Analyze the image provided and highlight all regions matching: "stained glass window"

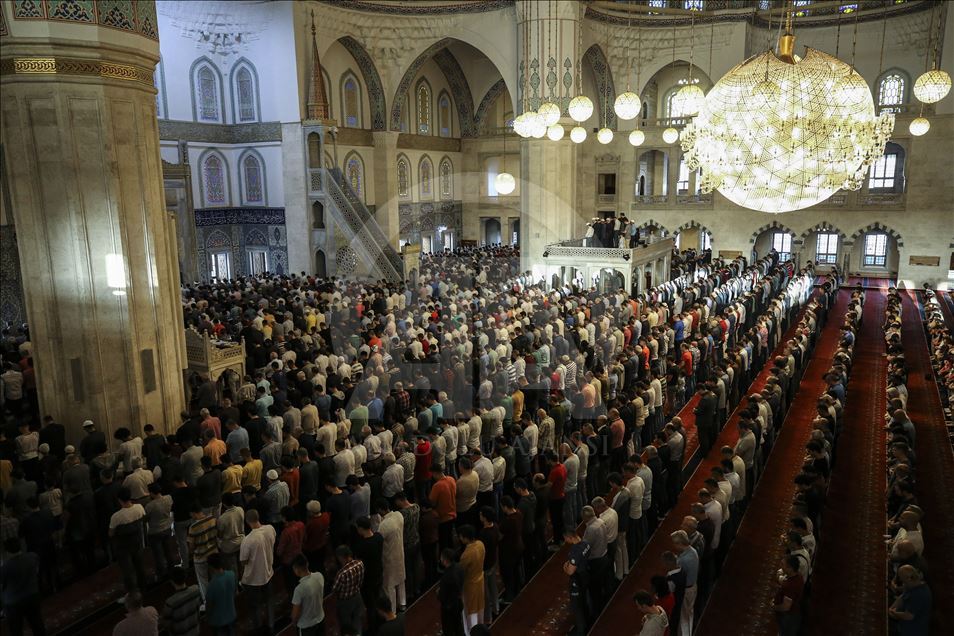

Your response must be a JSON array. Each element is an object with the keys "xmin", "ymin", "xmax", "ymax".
[
  {"xmin": 347, "ymin": 155, "xmax": 363, "ymax": 200},
  {"xmin": 417, "ymin": 81, "xmax": 431, "ymax": 135},
  {"xmin": 236, "ymin": 67, "xmax": 255, "ymax": 122},
  {"xmin": 420, "ymin": 157, "xmax": 433, "ymax": 198},
  {"xmin": 397, "ymin": 157, "xmax": 410, "ymax": 198},
  {"xmin": 343, "ymin": 75, "xmax": 360, "ymax": 127},
  {"xmin": 203, "ymin": 154, "xmax": 226, "ymax": 205},
  {"xmin": 198, "ymin": 66, "xmax": 219, "ymax": 121},
  {"xmin": 878, "ymin": 73, "xmax": 905, "ymax": 113},
  {"xmin": 440, "ymin": 159, "xmax": 452, "ymax": 199},
  {"xmin": 243, "ymin": 154, "xmax": 263, "ymax": 203},
  {"xmin": 439, "ymin": 94, "xmax": 451, "ymax": 137}
]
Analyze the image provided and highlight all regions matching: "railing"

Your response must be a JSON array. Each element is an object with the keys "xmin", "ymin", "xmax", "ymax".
[
  {"xmin": 632, "ymin": 195, "xmax": 670, "ymax": 206},
  {"xmin": 325, "ymin": 168, "xmax": 403, "ymax": 280},
  {"xmin": 598, "ymin": 193, "xmax": 617, "ymax": 204}
]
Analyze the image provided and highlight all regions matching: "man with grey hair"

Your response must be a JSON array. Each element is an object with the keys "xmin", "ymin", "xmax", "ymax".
[
  {"xmin": 671, "ymin": 529, "xmax": 699, "ymax": 636},
  {"xmin": 123, "ymin": 457, "xmax": 154, "ymax": 503}
]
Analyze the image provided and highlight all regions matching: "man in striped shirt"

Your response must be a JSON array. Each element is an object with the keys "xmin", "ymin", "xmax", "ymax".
[{"xmin": 187, "ymin": 505, "xmax": 218, "ymax": 605}]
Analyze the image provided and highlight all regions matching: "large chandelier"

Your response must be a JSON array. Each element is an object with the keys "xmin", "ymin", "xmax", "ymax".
[{"xmin": 681, "ymin": 28, "xmax": 894, "ymax": 213}]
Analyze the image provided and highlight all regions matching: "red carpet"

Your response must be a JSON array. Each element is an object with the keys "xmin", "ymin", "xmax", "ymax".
[
  {"xmin": 903, "ymin": 291, "xmax": 954, "ymax": 634},
  {"xmin": 694, "ymin": 289, "xmax": 851, "ymax": 635},
  {"xmin": 845, "ymin": 276, "xmax": 893, "ymax": 289},
  {"xmin": 804, "ymin": 290, "xmax": 888, "ymax": 635},
  {"xmin": 590, "ymin": 295, "xmax": 821, "ymax": 636}
]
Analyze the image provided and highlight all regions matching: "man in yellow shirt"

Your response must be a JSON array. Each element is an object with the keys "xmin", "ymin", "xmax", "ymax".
[
  {"xmin": 240, "ymin": 447, "xmax": 263, "ymax": 491},
  {"xmin": 220, "ymin": 455, "xmax": 243, "ymax": 495}
]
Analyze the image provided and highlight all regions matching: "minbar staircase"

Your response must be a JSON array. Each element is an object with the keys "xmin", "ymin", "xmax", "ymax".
[{"xmin": 324, "ymin": 167, "xmax": 403, "ymax": 282}]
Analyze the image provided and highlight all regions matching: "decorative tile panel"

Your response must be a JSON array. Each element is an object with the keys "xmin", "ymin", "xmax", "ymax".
[
  {"xmin": 48, "ymin": 0, "xmax": 95, "ymax": 23},
  {"xmin": 98, "ymin": 0, "xmax": 135, "ymax": 31},
  {"xmin": 13, "ymin": 0, "xmax": 46, "ymax": 19}
]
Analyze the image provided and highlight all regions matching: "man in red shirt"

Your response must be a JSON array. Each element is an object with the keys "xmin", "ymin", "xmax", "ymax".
[
  {"xmin": 681, "ymin": 343, "xmax": 695, "ymax": 395},
  {"xmin": 609, "ymin": 409, "xmax": 626, "ymax": 472},
  {"xmin": 414, "ymin": 435, "xmax": 433, "ymax": 503},
  {"xmin": 428, "ymin": 464, "xmax": 457, "ymax": 551},
  {"xmin": 547, "ymin": 451, "xmax": 568, "ymax": 545}
]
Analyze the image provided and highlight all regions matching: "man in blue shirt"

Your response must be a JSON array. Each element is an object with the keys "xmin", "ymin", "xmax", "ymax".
[
  {"xmin": 889, "ymin": 565, "xmax": 932, "ymax": 636},
  {"xmin": 672, "ymin": 530, "xmax": 699, "ymax": 636},
  {"xmin": 204, "ymin": 553, "xmax": 237, "ymax": 633}
]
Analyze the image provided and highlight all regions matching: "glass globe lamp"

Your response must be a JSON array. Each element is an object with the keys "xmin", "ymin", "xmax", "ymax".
[
  {"xmin": 676, "ymin": 84, "xmax": 706, "ymax": 116},
  {"xmin": 614, "ymin": 91, "xmax": 641, "ymax": 120},
  {"xmin": 568, "ymin": 95, "xmax": 594, "ymax": 122},
  {"xmin": 495, "ymin": 172, "xmax": 516, "ymax": 195},
  {"xmin": 909, "ymin": 117, "xmax": 930, "ymax": 136},
  {"xmin": 538, "ymin": 102, "xmax": 562, "ymax": 127},
  {"xmin": 662, "ymin": 127, "xmax": 679, "ymax": 144},
  {"xmin": 914, "ymin": 69, "xmax": 952, "ymax": 104},
  {"xmin": 629, "ymin": 129, "xmax": 645, "ymax": 146},
  {"xmin": 547, "ymin": 124, "xmax": 565, "ymax": 141},
  {"xmin": 530, "ymin": 117, "xmax": 547, "ymax": 138},
  {"xmin": 513, "ymin": 113, "xmax": 529, "ymax": 138},
  {"xmin": 597, "ymin": 128, "xmax": 614, "ymax": 144},
  {"xmin": 569, "ymin": 126, "xmax": 587, "ymax": 143}
]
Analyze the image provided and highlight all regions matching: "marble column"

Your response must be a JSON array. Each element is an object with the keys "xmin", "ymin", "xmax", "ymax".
[
  {"xmin": 1, "ymin": 7, "xmax": 185, "ymax": 441},
  {"xmin": 372, "ymin": 130, "xmax": 400, "ymax": 246},
  {"xmin": 520, "ymin": 137, "xmax": 578, "ymax": 276}
]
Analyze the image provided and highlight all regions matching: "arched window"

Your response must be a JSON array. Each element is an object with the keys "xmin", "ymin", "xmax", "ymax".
[
  {"xmin": 341, "ymin": 73, "xmax": 361, "ymax": 128},
  {"xmin": 345, "ymin": 152, "xmax": 364, "ymax": 200},
  {"xmin": 438, "ymin": 92, "xmax": 452, "ymax": 137},
  {"xmin": 417, "ymin": 79, "xmax": 432, "ymax": 135},
  {"xmin": 201, "ymin": 151, "xmax": 228, "ymax": 206},
  {"xmin": 816, "ymin": 232, "xmax": 839, "ymax": 264},
  {"xmin": 397, "ymin": 155, "xmax": 410, "ymax": 198},
  {"xmin": 193, "ymin": 61, "xmax": 223, "ymax": 123},
  {"xmin": 877, "ymin": 72, "xmax": 905, "ymax": 113},
  {"xmin": 440, "ymin": 158, "xmax": 453, "ymax": 199},
  {"xmin": 240, "ymin": 151, "xmax": 265, "ymax": 204},
  {"xmin": 863, "ymin": 233, "xmax": 888, "ymax": 267},
  {"xmin": 677, "ymin": 158, "xmax": 690, "ymax": 194},
  {"xmin": 231, "ymin": 60, "xmax": 259, "ymax": 122},
  {"xmin": 665, "ymin": 87, "xmax": 690, "ymax": 124},
  {"xmin": 772, "ymin": 231, "xmax": 793, "ymax": 261},
  {"xmin": 419, "ymin": 156, "xmax": 433, "ymax": 199}
]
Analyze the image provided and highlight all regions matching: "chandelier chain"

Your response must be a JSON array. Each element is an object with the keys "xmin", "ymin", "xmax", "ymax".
[
  {"xmin": 878, "ymin": 0, "xmax": 888, "ymax": 77},
  {"xmin": 931, "ymin": 1, "xmax": 944, "ymax": 71}
]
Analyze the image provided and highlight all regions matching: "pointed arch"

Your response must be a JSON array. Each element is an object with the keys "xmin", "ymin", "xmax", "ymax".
[
  {"xmin": 437, "ymin": 90, "xmax": 453, "ymax": 137},
  {"xmin": 190, "ymin": 56, "xmax": 226, "ymax": 123},
  {"xmin": 850, "ymin": 222, "xmax": 904, "ymax": 248},
  {"xmin": 750, "ymin": 220, "xmax": 796, "ymax": 244},
  {"xmin": 340, "ymin": 71, "xmax": 363, "ymax": 128},
  {"xmin": 396, "ymin": 153, "xmax": 411, "ymax": 199},
  {"xmin": 337, "ymin": 36, "xmax": 387, "ymax": 130},
  {"xmin": 205, "ymin": 229, "xmax": 232, "ymax": 250},
  {"xmin": 475, "ymin": 78, "xmax": 507, "ymax": 133},
  {"xmin": 636, "ymin": 219, "xmax": 670, "ymax": 235},
  {"xmin": 582, "ymin": 44, "xmax": 616, "ymax": 129},
  {"xmin": 197, "ymin": 148, "xmax": 230, "ymax": 207},
  {"xmin": 343, "ymin": 150, "xmax": 365, "ymax": 201},
  {"xmin": 799, "ymin": 222, "xmax": 847, "ymax": 244},
  {"xmin": 390, "ymin": 38, "xmax": 477, "ymax": 136},
  {"xmin": 418, "ymin": 154, "xmax": 434, "ymax": 200},
  {"xmin": 415, "ymin": 77, "xmax": 433, "ymax": 135},
  {"xmin": 674, "ymin": 220, "xmax": 713, "ymax": 236},
  {"xmin": 229, "ymin": 57, "xmax": 261, "ymax": 123},
  {"xmin": 246, "ymin": 228, "xmax": 268, "ymax": 246},
  {"xmin": 439, "ymin": 155, "xmax": 453, "ymax": 200},
  {"xmin": 238, "ymin": 148, "xmax": 267, "ymax": 205}
]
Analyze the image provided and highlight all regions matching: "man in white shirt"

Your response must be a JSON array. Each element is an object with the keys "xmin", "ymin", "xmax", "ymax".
[
  {"xmin": 122, "ymin": 457, "xmax": 154, "ymax": 502},
  {"xmin": 240, "ymin": 509, "xmax": 277, "ymax": 634},
  {"xmin": 333, "ymin": 440, "xmax": 355, "ymax": 487},
  {"xmin": 624, "ymin": 462, "xmax": 646, "ymax": 565}
]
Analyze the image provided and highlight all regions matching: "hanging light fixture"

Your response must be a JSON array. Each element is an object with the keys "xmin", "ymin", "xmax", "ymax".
[
  {"xmin": 629, "ymin": 129, "xmax": 646, "ymax": 146},
  {"xmin": 909, "ymin": 116, "xmax": 930, "ymax": 136},
  {"xmin": 496, "ymin": 118, "xmax": 516, "ymax": 195},
  {"xmin": 547, "ymin": 124, "xmax": 565, "ymax": 140},
  {"xmin": 614, "ymin": 16, "xmax": 640, "ymax": 121},
  {"xmin": 597, "ymin": 128, "xmax": 614, "ymax": 144},
  {"xmin": 914, "ymin": 5, "xmax": 951, "ymax": 104},
  {"xmin": 538, "ymin": 102, "xmax": 561, "ymax": 127},
  {"xmin": 570, "ymin": 125, "xmax": 587, "ymax": 143},
  {"xmin": 680, "ymin": 3, "xmax": 894, "ymax": 213},
  {"xmin": 662, "ymin": 127, "xmax": 679, "ymax": 144},
  {"xmin": 676, "ymin": 13, "xmax": 705, "ymax": 116},
  {"xmin": 569, "ymin": 3, "xmax": 593, "ymax": 123}
]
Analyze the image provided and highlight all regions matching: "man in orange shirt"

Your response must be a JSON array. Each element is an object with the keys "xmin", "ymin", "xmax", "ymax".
[
  {"xmin": 428, "ymin": 463, "xmax": 457, "ymax": 552},
  {"xmin": 203, "ymin": 429, "xmax": 227, "ymax": 466}
]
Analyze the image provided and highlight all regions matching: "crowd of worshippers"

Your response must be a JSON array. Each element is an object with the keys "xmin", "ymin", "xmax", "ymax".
[
  {"xmin": 883, "ymin": 289, "xmax": 935, "ymax": 635},
  {"xmin": 0, "ymin": 244, "xmax": 813, "ymax": 636},
  {"xmin": 922, "ymin": 289, "xmax": 954, "ymax": 434},
  {"xmin": 582, "ymin": 216, "xmax": 656, "ymax": 249},
  {"xmin": 563, "ymin": 270, "xmax": 827, "ymax": 636}
]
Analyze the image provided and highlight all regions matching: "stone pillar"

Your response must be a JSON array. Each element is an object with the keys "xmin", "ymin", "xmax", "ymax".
[
  {"xmin": 1, "ymin": 4, "xmax": 185, "ymax": 441},
  {"xmin": 521, "ymin": 138, "xmax": 578, "ymax": 276},
  {"xmin": 372, "ymin": 130, "xmax": 400, "ymax": 246},
  {"xmin": 667, "ymin": 151, "xmax": 679, "ymax": 203},
  {"xmin": 460, "ymin": 138, "xmax": 481, "ymax": 242}
]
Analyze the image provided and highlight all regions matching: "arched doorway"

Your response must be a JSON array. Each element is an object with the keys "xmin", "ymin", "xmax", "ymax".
[
  {"xmin": 312, "ymin": 201, "xmax": 325, "ymax": 229},
  {"xmin": 315, "ymin": 250, "xmax": 327, "ymax": 278},
  {"xmin": 511, "ymin": 219, "xmax": 520, "ymax": 246},
  {"xmin": 598, "ymin": 268, "xmax": 624, "ymax": 294}
]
